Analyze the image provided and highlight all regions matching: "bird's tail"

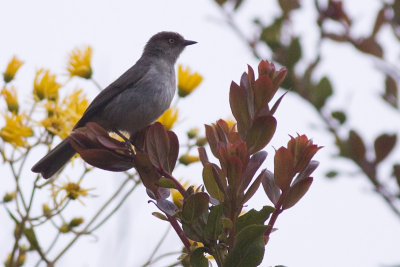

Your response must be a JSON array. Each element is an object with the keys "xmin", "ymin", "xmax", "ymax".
[{"xmin": 31, "ymin": 137, "xmax": 76, "ymax": 179}]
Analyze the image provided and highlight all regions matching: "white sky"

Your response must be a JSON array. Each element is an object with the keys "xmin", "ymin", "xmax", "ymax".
[{"xmin": 1, "ymin": 0, "xmax": 400, "ymax": 266}]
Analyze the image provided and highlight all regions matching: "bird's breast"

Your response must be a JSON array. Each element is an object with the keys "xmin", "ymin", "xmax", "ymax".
[{"xmin": 98, "ymin": 64, "xmax": 176, "ymax": 135}]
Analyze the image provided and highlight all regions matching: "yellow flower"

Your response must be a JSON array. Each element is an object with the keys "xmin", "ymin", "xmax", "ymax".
[
  {"xmin": 41, "ymin": 89, "xmax": 89, "ymax": 139},
  {"xmin": 157, "ymin": 107, "xmax": 178, "ymax": 130},
  {"xmin": 3, "ymin": 55, "xmax": 24, "ymax": 83},
  {"xmin": 177, "ymin": 65, "xmax": 203, "ymax": 97},
  {"xmin": 53, "ymin": 179, "xmax": 94, "ymax": 205},
  {"xmin": 1, "ymin": 86, "xmax": 19, "ymax": 113},
  {"xmin": 67, "ymin": 46, "xmax": 93, "ymax": 79},
  {"xmin": 225, "ymin": 117, "xmax": 237, "ymax": 129},
  {"xmin": 171, "ymin": 181, "xmax": 189, "ymax": 209},
  {"xmin": 0, "ymin": 113, "xmax": 33, "ymax": 147},
  {"xmin": 33, "ymin": 69, "xmax": 61, "ymax": 101}
]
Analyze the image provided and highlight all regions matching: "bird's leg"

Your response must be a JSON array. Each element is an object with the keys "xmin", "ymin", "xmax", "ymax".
[{"xmin": 113, "ymin": 129, "xmax": 134, "ymax": 155}]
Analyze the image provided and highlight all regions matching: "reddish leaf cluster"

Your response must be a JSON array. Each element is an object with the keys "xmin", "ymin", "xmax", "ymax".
[
  {"xmin": 201, "ymin": 120, "xmax": 268, "ymax": 213},
  {"xmin": 229, "ymin": 60, "xmax": 286, "ymax": 153},
  {"xmin": 262, "ymin": 134, "xmax": 322, "ymax": 210},
  {"xmin": 69, "ymin": 122, "xmax": 134, "ymax": 171},
  {"xmin": 70, "ymin": 122, "xmax": 180, "ymax": 201}
]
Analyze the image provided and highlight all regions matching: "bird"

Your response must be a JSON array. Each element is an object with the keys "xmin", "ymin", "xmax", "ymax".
[{"xmin": 32, "ymin": 31, "xmax": 196, "ymax": 178}]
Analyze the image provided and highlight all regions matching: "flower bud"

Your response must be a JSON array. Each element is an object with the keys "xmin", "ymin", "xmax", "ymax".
[
  {"xmin": 3, "ymin": 192, "xmax": 16, "ymax": 203},
  {"xmin": 179, "ymin": 154, "xmax": 200, "ymax": 166},
  {"xmin": 69, "ymin": 217, "xmax": 84, "ymax": 227},
  {"xmin": 3, "ymin": 56, "xmax": 24, "ymax": 83}
]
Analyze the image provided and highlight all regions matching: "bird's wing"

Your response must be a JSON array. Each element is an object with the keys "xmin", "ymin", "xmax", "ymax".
[{"xmin": 74, "ymin": 59, "xmax": 149, "ymax": 129}]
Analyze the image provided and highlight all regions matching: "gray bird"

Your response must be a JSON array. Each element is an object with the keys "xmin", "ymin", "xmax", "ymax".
[{"xmin": 32, "ymin": 31, "xmax": 196, "ymax": 178}]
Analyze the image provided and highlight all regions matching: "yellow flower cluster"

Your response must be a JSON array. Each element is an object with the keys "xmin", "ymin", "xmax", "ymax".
[
  {"xmin": 41, "ymin": 89, "xmax": 89, "ymax": 139},
  {"xmin": 178, "ymin": 64, "xmax": 203, "ymax": 97},
  {"xmin": 3, "ymin": 55, "xmax": 24, "ymax": 83},
  {"xmin": 33, "ymin": 69, "xmax": 61, "ymax": 101},
  {"xmin": 157, "ymin": 107, "xmax": 178, "ymax": 130},
  {"xmin": 67, "ymin": 46, "xmax": 93, "ymax": 79},
  {"xmin": 0, "ymin": 113, "xmax": 33, "ymax": 147}
]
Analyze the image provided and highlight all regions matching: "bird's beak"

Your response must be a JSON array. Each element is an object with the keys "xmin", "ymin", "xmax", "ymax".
[{"xmin": 183, "ymin": 40, "xmax": 197, "ymax": 46}]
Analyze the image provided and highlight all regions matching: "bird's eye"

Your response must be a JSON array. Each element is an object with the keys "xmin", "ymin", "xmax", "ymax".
[{"xmin": 168, "ymin": 38, "xmax": 175, "ymax": 44}]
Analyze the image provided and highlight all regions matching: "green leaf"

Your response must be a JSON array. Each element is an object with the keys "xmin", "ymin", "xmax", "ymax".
[
  {"xmin": 190, "ymin": 247, "xmax": 209, "ymax": 267},
  {"xmin": 260, "ymin": 18, "xmax": 283, "ymax": 49},
  {"xmin": 152, "ymin": 212, "xmax": 168, "ymax": 221},
  {"xmin": 224, "ymin": 225, "xmax": 268, "ymax": 267},
  {"xmin": 157, "ymin": 177, "xmax": 176, "ymax": 188},
  {"xmin": 182, "ymin": 192, "xmax": 209, "ymax": 223},
  {"xmin": 278, "ymin": 0, "xmax": 300, "ymax": 15},
  {"xmin": 331, "ymin": 110, "xmax": 346, "ymax": 124},
  {"xmin": 286, "ymin": 37, "xmax": 302, "ymax": 67},
  {"xmin": 325, "ymin": 170, "xmax": 338, "ymax": 179},
  {"xmin": 236, "ymin": 206, "xmax": 274, "ymax": 233},
  {"xmin": 24, "ymin": 228, "xmax": 40, "ymax": 249},
  {"xmin": 374, "ymin": 134, "xmax": 397, "ymax": 164},
  {"xmin": 205, "ymin": 205, "xmax": 224, "ymax": 241},
  {"xmin": 311, "ymin": 76, "xmax": 333, "ymax": 109},
  {"xmin": 203, "ymin": 163, "xmax": 225, "ymax": 202}
]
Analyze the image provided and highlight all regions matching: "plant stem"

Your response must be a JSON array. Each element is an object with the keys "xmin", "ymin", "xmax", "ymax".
[
  {"xmin": 166, "ymin": 214, "xmax": 191, "ymax": 251},
  {"xmin": 52, "ymin": 177, "xmax": 139, "ymax": 263}
]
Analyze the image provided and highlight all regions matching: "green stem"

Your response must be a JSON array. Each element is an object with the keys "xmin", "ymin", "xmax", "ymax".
[
  {"xmin": 142, "ymin": 226, "xmax": 171, "ymax": 266},
  {"xmin": 52, "ymin": 177, "xmax": 138, "ymax": 263}
]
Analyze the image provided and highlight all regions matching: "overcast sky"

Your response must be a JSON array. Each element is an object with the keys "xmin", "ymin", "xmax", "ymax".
[{"xmin": 1, "ymin": 0, "xmax": 400, "ymax": 266}]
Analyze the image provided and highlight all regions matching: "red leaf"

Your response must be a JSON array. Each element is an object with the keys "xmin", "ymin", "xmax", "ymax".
[
  {"xmin": 245, "ymin": 116, "xmax": 277, "ymax": 154},
  {"xmin": 145, "ymin": 122, "xmax": 170, "ymax": 171},
  {"xmin": 229, "ymin": 81, "xmax": 251, "ymax": 139},
  {"xmin": 348, "ymin": 130, "xmax": 366, "ymax": 162},
  {"xmin": 226, "ymin": 155, "xmax": 243, "ymax": 190},
  {"xmin": 274, "ymin": 147, "xmax": 294, "ymax": 191},
  {"xmin": 73, "ymin": 147, "xmax": 133, "ymax": 172},
  {"xmin": 374, "ymin": 134, "xmax": 397, "ymax": 164},
  {"xmin": 205, "ymin": 124, "xmax": 219, "ymax": 158},
  {"xmin": 282, "ymin": 177, "xmax": 313, "ymax": 210},
  {"xmin": 167, "ymin": 131, "xmax": 179, "ymax": 172},
  {"xmin": 133, "ymin": 151, "xmax": 161, "ymax": 193},
  {"xmin": 253, "ymin": 75, "xmax": 274, "ymax": 114}
]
